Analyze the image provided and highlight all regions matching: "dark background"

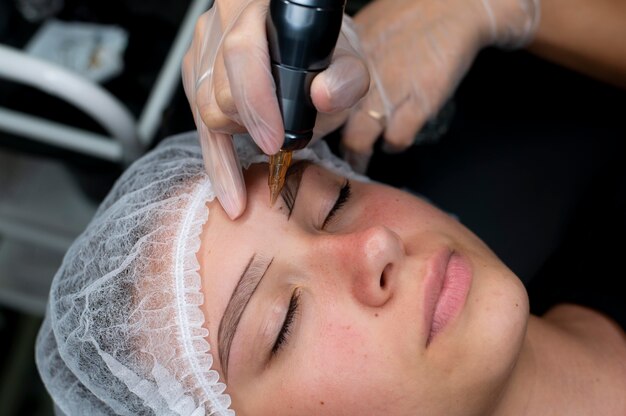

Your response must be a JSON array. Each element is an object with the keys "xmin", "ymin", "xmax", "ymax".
[{"xmin": 0, "ymin": 0, "xmax": 624, "ymax": 413}]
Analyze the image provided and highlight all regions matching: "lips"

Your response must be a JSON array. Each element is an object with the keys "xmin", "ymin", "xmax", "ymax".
[{"xmin": 422, "ymin": 249, "xmax": 472, "ymax": 346}]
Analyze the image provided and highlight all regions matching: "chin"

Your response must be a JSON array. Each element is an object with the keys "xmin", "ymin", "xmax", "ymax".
[
  {"xmin": 466, "ymin": 266, "xmax": 529, "ymax": 398},
  {"xmin": 464, "ymin": 272, "xmax": 530, "ymax": 415}
]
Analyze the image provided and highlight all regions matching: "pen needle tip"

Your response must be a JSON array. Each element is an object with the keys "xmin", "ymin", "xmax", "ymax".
[
  {"xmin": 268, "ymin": 149, "xmax": 292, "ymax": 207},
  {"xmin": 269, "ymin": 183, "xmax": 280, "ymax": 206}
]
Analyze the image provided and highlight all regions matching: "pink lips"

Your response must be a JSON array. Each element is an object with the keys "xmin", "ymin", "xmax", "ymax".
[{"xmin": 422, "ymin": 249, "xmax": 472, "ymax": 346}]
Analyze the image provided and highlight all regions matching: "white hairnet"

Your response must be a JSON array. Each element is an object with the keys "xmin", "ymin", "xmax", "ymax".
[{"xmin": 35, "ymin": 131, "xmax": 365, "ymax": 416}]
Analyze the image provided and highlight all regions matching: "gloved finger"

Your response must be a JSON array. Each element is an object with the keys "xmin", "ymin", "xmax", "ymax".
[
  {"xmin": 342, "ymin": 104, "xmax": 383, "ymax": 152},
  {"xmin": 381, "ymin": 97, "xmax": 429, "ymax": 153},
  {"xmin": 341, "ymin": 74, "xmax": 387, "ymax": 155},
  {"xmin": 212, "ymin": 48, "xmax": 244, "ymax": 127},
  {"xmin": 309, "ymin": 48, "xmax": 368, "ymax": 143},
  {"xmin": 182, "ymin": 10, "xmax": 216, "ymax": 116},
  {"xmin": 183, "ymin": 9, "xmax": 238, "ymax": 132},
  {"xmin": 311, "ymin": 16, "xmax": 370, "ymax": 114},
  {"xmin": 222, "ymin": 0, "xmax": 284, "ymax": 155},
  {"xmin": 195, "ymin": 51, "xmax": 239, "ymax": 133},
  {"xmin": 340, "ymin": 100, "xmax": 382, "ymax": 174},
  {"xmin": 311, "ymin": 108, "xmax": 351, "ymax": 144},
  {"xmin": 311, "ymin": 48, "xmax": 369, "ymax": 114},
  {"xmin": 182, "ymin": 5, "xmax": 248, "ymax": 219},
  {"xmin": 197, "ymin": 122, "xmax": 247, "ymax": 220},
  {"xmin": 196, "ymin": 50, "xmax": 247, "ymax": 134}
]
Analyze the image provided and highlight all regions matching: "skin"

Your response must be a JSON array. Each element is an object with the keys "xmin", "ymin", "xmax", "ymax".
[
  {"xmin": 198, "ymin": 162, "xmax": 530, "ymax": 415},
  {"xmin": 529, "ymin": 0, "xmax": 626, "ymax": 89}
]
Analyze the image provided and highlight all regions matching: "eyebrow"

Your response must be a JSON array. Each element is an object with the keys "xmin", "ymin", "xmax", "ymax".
[
  {"xmin": 218, "ymin": 254, "xmax": 273, "ymax": 379},
  {"xmin": 280, "ymin": 161, "xmax": 310, "ymax": 219}
]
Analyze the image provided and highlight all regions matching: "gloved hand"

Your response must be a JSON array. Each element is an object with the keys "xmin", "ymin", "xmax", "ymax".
[
  {"xmin": 341, "ymin": 0, "xmax": 540, "ymax": 173},
  {"xmin": 182, "ymin": 0, "xmax": 369, "ymax": 219}
]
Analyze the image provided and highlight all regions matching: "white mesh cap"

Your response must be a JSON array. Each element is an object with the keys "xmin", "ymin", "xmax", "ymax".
[{"xmin": 35, "ymin": 131, "xmax": 365, "ymax": 416}]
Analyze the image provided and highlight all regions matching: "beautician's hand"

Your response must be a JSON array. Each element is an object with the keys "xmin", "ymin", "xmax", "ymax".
[
  {"xmin": 182, "ymin": 0, "xmax": 369, "ymax": 219},
  {"xmin": 341, "ymin": 0, "xmax": 540, "ymax": 173}
]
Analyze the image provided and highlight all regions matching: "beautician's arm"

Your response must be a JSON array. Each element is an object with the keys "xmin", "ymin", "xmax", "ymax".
[
  {"xmin": 340, "ymin": 0, "xmax": 626, "ymax": 172},
  {"xmin": 341, "ymin": 0, "xmax": 541, "ymax": 166},
  {"xmin": 529, "ymin": 0, "xmax": 626, "ymax": 89}
]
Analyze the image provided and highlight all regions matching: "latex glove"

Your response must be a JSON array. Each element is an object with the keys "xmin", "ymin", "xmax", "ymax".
[
  {"xmin": 182, "ymin": 0, "xmax": 369, "ymax": 219},
  {"xmin": 341, "ymin": 0, "xmax": 540, "ymax": 173}
]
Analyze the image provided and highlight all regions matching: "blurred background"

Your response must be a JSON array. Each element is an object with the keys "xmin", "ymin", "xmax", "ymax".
[
  {"xmin": 0, "ymin": 0, "xmax": 624, "ymax": 414},
  {"xmin": 0, "ymin": 0, "xmax": 203, "ymax": 413}
]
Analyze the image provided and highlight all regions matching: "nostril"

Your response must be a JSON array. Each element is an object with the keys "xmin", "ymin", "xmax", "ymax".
[{"xmin": 380, "ymin": 264, "xmax": 392, "ymax": 288}]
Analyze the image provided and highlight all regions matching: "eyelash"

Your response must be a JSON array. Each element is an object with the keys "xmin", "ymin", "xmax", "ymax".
[
  {"xmin": 322, "ymin": 180, "xmax": 352, "ymax": 229},
  {"xmin": 271, "ymin": 290, "xmax": 301, "ymax": 356}
]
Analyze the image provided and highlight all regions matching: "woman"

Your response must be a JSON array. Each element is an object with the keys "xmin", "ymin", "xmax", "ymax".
[{"xmin": 36, "ymin": 131, "xmax": 626, "ymax": 415}]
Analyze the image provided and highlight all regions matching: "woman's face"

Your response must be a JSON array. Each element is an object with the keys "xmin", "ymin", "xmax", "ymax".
[{"xmin": 199, "ymin": 162, "xmax": 529, "ymax": 416}]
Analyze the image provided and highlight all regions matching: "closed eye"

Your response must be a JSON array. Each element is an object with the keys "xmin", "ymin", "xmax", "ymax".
[
  {"xmin": 322, "ymin": 180, "xmax": 351, "ymax": 229},
  {"xmin": 271, "ymin": 290, "xmax": 300, "ymax": 356}
]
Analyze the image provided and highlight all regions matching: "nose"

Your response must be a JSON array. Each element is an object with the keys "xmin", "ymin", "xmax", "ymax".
[{"xmin": 319, "ymin": 225, "xmax": 405, "ymax": 307}]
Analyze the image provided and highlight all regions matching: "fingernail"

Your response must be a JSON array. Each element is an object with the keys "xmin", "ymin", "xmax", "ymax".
[
  {"xmin": 219, "ymin": 193, "xmax": 245, "ymax": 220},
  {"xmin": 252, "ymin": 129, "xmax": 282, "ymax": 155},
  {"xmin": 216, "ymin": 183, "xmax": 246, "ymax": 220}
]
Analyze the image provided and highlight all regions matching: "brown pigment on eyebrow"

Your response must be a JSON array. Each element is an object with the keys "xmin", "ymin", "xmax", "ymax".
[
  {"xmin": 280, "ymin": 161, "xmax": 309, "ymax": 218},
  {"xmin": 218, "ymin": 255, "xmax": 273, "ymax": 379}
]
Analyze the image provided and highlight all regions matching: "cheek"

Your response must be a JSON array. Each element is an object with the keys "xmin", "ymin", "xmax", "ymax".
[
  {"xmin": 313, "ymin": 318, "xmax": 375, "ymax": 368},
  {"xmin": 283, "ymin": 312, "xmax": 412, "ymax": 415},
  {"xmin": 362, "ymin": 189, "xmax": 452, "ymax": 230}
]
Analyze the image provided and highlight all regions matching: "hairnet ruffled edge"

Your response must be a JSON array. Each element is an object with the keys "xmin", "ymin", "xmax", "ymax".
[
  {"xmin": 35, "ymin": 134, "xmax": 235, "ymax": 416},
  {"xmin": 34, "ymin": 131, "xmax": 366, "ymax": 416},
  {"xmin": 164, "ymin": 178, "xmax": 235, "ymax": 416}
]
